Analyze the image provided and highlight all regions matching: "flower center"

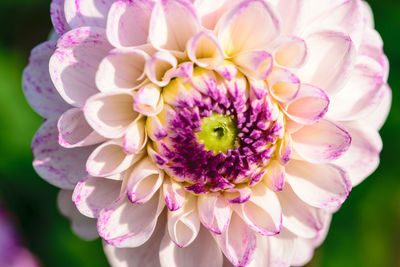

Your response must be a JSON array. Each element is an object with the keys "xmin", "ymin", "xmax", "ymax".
[{"xmin": 196, "ymin": 113, "xmax": 238, "ymax": 154}]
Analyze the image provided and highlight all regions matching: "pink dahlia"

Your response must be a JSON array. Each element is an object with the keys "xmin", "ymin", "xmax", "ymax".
[{"xmin": 23, "ymin": 0, "xmax": 391, "ymax": 266}]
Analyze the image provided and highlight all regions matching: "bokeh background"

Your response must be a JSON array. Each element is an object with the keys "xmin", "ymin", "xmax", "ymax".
[{"xmin": 0, "ymin": 0, "xmax": 398, "ymax": 266}]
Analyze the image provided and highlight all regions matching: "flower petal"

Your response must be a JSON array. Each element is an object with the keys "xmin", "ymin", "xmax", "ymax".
[
  {"xmin": 291, "ymin": 119, "xmax": 351, "ymax": 163},
  {"xmin": 98, "ymin": 191, "xmax": 165, "ymax": 248},
  {"xmin": 123, "ymin": 116, "xmax": 148, "ymax": 154},
  {"xmin": 214, "ymin": 213, "xmax": 257, "ymax": 267},
  {"xmin": 334, "ymin": 122, "xmax": 382, "ymax": 186},
  {"xmin": 145, "ymin": 51, "xmax": 178, "ymax": 87},
  {"xmin": 86, "ymin": 139, "xmax": 144, "ymax": 177},
  {"xmin": 58, "ymin": 190, "xmax": 99, "ymax": 241},
  {"xmin": 51, "ymin": 0, "xmax": 70, "ymax": 36},
  {"xmin": 263, "ymin": 160, "xmax": 285, "ymax": 192},
  {"xmin": 167, "ymin": 195, "xmax": 200, "ymax": 248},
  {"xmin": 163, "ymin": 176, "xmax": 186, "ymax": 212},
  {"xmin": 96, "ymin": 47, "xmax": 149, "ymax": 92},
  {"xmin": 23, "ymin": 41, "xmax": 70, "ymax": 119},
  {"xmin": 197, "ymin": 192, "xmax": 232, "ymax": 234},
  {"xmin": 149, "ymin": 0, "xmax": 200, "ymax": 55},
  {"xmin": 73, "ymin": 176, "xmax": 122, "ymax": 218},
  {"xmin": 64, "ymin": 0, "xmax": 113, "ymax": 29},
  {"xmin": 279, "ymin": 183, "xmax": 326, "ymax": 239},
  {"xmin": 362, "ymin": 84, "xmax": 391, "ymax": 130},
  {"xmin": 284, "ymin": 84, "xmax": 330, "ymax": 125},
  {"xmin": 233, "ymin": 183, "xmax": 282, "ymax": 236},
  {"xmin": 159, "ymin": 226, "xmax": 223, "ymax": 267},
  {"xmin": 107, "ymin": 0, "xmax": 154, "ymax": 48},
  {"xmin": 84, "ymin": 91, "xmax": 139, "ymax": 139},
  {"xmin": 267, "ymin": 67, "xmax": 300, "ymax": 103},
  {"xmin": 286, "ymin": 159, "xmax": 352, "ymax": 209},
  {"xmin": 58, "ymin": 108, "xmax": 105, "ymax": 148},
  {"xmin": 233, "ymin": 50, "xmax": 273, "ymax": 80},
  {"xmin": 32, "ymin": 119, "xmax": 93, "ymax": 189},
  {"xmin": 217, "ymin": 0, "xmax": 280, "ymax": 57},
  {"xmin": 272, "ymin": 36, "xmax": 307, "ymax": 68},
  {"xmin": 327, "ymin": 56, "xmax": 385, "ymax": 121},
  {"xmin": 187, "ymin": 31, "xmax": 224, "ymax": 69},
  {"xmin": 127, "ymin": 157, "xmax": 164, "ymax": 204},
  {"xmin": 296, "ymin": 30, "xmax": 356, "ymax": 96},
  {"xmin": 194, "ymin": 0, "xmax": 242, "ymax": 30},
  {"xmin": 103, "ymin": 212, "xmax": 166, "ymax": 267},
  {"xmin": 50, "ymin": 27, "xmax": 112, "ymax": 107}
]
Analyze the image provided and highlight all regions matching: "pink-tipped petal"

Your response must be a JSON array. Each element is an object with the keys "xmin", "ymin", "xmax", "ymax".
[
  {"xmin": 194, "ymin": 0, "xmax": 242, "ymax": 30},
  {"xmin": 32, "ymin": 119, "xmax": 93, "ymax": 190},
  {"xmin": 98, "ymin": 191, "xmax": 165, "ymax": 248},
  {"xmin": 279, "ymin": 183, "xmax": 326, "ymax": 239},
  {"xmin": 187, "ymin": 31, "xmax": 224, "ymax": 69},
  {"xmin": 334, "ymin": 122, "xmax": 382, "ymax": 186},
  {"xmin": 51, "ymin": 0, "xmax": 70, "ymax": 36},
  {"xmin": 123, "ymin": 116, "xmax": 148, "ymax": 154},
  {"xmin": 284, "ymin": 84, "xmax": 330, "ymax": 125},
  {"xmin": 145, "ymin": 51, "xmax": 178, "ymax": 87},
  {"xmin": 127, "ymin": 157, "xmax": 164, "ymax": 204},
  {"xmin": 64, "ymin": 0, "xmax": 113, "ymax": 29},
  {"xmin": 23, "ymin": 41, "xmax": 70, "ymax": 119},
  {"xmin": 86, "ymin": 139, "xmax": 144, "ymax": 177},
  {"xmin": 233, "ymin": 183, "xmax": 282, "ymax": 236},
  {"xmin": 267, "ymin": 67, "xmax": 300, "ymax": 103},
  {"xmin": 263, "ymin": 160, "xmax": 285, "ymax": 192},
  {"xmin": 58, "ymin": 108, "xmax": 105, "ymax": 148},
  {"xmin": 286, "ymin": 159, "xmax": 352, "ymax": 209},
  {"xmin": 149, "ymin": 0, "xmax": 200, "ymax": 55},
  {"xmin": 160, "ymin": 226, "xmax": 223, "ymax": 267},
  {"xmin": 233, "ymin": 50, "xmax": 273, "ymax": 80},
  {"xmin": 217, "ymin": 0, "xmax": 280, "ymax": 57},
  {"xmin": 197, "ymin": 193, "xmax": 232, "ymax": 234},
  {"xmin": 291, "ymin": 119, "xmax": 352, "ymax": 163},
  {"xmin": 103, "ymin": 212, "xmax": 166, "ymax": 267},
  {"xmin": 163, "ymin": 177, "xmax": 186, "ymax": 212},
  {"xmin": 50, "ymin": 27, "xmax": 112, "ymax": 107},
  {"xmin": 297, "ymin": 30, "xmax": 356, "ymax": 96},
  {"xmin": 96, "ymin": 48, "xmax": 149, "ymax": 92},
  {"xmin": 58, "ymin": 190, "xmax": 99, "ymax": 241},
  {"xmin": 84, "ymin": 91, "xmax": 139, "ymax": 139},
  {"xmin": 272, "ymin": 36, "xmax": 307, "ymax": 68},
  {"xmin": 167, "ymin": 195, "xmax": 200, "ymax": 248},
  {"xmin": 279, "ymin": 133, "xmax": 293, "ymax": 165},
  {"xmin": 107, "ymin": 0, "xmax": 154, "ymax": 48},
  {"xmin": 214, "ymin": 213, "xmax": 257, "ymax": 267},
  {"xmin": 73, "ymin": 176, "xmax": 122, "ymax": 218}
]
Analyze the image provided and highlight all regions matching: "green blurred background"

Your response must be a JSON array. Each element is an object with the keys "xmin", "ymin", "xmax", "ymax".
[{"xmin": 0, "ymin": 0, "xmax": 398, "ymax": 266}]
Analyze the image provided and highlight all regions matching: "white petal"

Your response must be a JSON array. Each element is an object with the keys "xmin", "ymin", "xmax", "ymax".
[
  {"xmin": 127, "ymin": 157, "xmax": 164, "ymax": 204},
  {"xmin": 73, "ymin": 176, "xmax": 122, "ymax": 218},
  {"xmin": 286, "ymin": 159, "xmax": 352, "ymax": 209},
  {"xmin": 272, "ymin": 36, "xmax": 307, "ymax": 68},
  {"xmin": 86, "ymin": 139, "xmax": 144, "ymax": 177},
  {"xmin": 197, "ymin": 193, "xmax": 232, "ymax": 234},
  {"xmin": 23, "ymin": 41, "xmax": 70, "ymax": 119},
  {"xmin": 159, "ymin": 226, "xmax": 223, "ymax": 267},
  {"xmin": 167, "ymin": 195, "xmax": 200, "ymax": 248},
  {"xmin": 233, "ymin": 50, "xmax": 273, "ymax": 80},
  {"xmin": 123, "ymin": 116, "xmax": 148, "ymax": 154},
  {"xmin": 163, "ymin": 176, "xmax": 186, "ymax": 211},
  {"xmin": 217, "ymin": 0, "xmax": 280, "ymax": 56},
  {"xmin": 266, "ymin": 67, "xmax": 300, "ymax": 103},
  {"xmin": 84, "ymin": 91, "xmax": 139, "ymax": 139},
  {"xmin": 296, "ymin": 30, "xmax": 356, "ymax": 96},
  {"xmin": 51, "ymin": 0, "xmax": 70, "ymax": 35},
  {"xmin": 145, "ymin": 51, "xmax": 178, "ymax": 87},
  {"xmin": 50, "ymin": 27, "xmax": 112, "ymax": 107},
  {"xmin": 98, "ymin": 191, "xmax": 165, "ymax": 247},
  {"xmin": 64, "ymin": 0, "xmax": 113, "ymax": 29},
  {"xmin": 291, "ymin": 119, "xmax": 351, "ymax": 163},
  {"xmin": 96, "ymin": 48, "xmax": 149, "ymax": 92},
  {"xmin": 58, "ymin": 108, "xmax": 105, "ymax": 148},
  {"xmin": 32, "ymin": 119, "xmax": 93, "ymax": 189},
  {"xmin": 149, "ymin": 0, "xmax": 200, "ymax": 55},
  {"xmin": 187, "ymin": 31, "xmax": 224, "ymax": 69},
  {"xmin": 362, "ymin": 84, "xmax": 391, "ymax": 130},
  {"xmin": 106, "ymin": 0, "xmax": 154, "ymax": 48}
]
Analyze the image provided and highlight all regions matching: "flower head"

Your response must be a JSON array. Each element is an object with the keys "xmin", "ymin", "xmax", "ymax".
[{"xmin": 24, "ymin": 0, "xmax": 391, "ymax": 266}]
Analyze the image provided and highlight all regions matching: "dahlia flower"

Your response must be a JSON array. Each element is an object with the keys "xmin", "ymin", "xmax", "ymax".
[{"xmin": 23, "ymin": 0, "xmax": 391, "ymax": 266}]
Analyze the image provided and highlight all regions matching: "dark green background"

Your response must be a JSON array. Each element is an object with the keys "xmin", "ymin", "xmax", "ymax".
[{"xmin": 0, "ymin": 0, "xmax": 398, "ymax": 266}]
